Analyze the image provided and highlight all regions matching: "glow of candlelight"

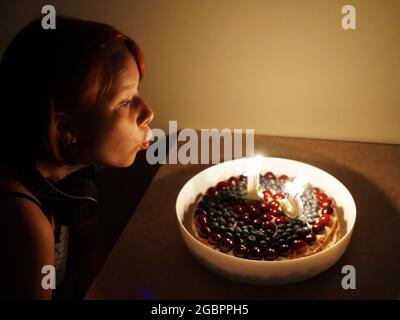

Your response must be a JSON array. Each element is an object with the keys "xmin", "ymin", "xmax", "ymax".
[
  {"xmin": 280, "ymin": 175, "xmax": 308, "ymax": 218},
  {"xmin": 243, "ymin": 155, "xmax": 263, "ymax": 200}
]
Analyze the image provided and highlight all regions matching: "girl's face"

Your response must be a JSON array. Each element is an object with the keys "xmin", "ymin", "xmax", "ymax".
[{"xmin": 77, "ymin": 51, "xmax": 154, "ymax": 167}]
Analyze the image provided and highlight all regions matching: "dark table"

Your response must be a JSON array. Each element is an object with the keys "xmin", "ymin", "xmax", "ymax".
[{"xmin": 86, "ymin": 135, "xmax": 400, "ymax": 299}]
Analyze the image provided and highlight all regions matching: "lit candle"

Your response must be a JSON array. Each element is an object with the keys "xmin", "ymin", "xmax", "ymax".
[
  {"xmin": 279, "ymin": 176, "xmax": 307, "ymax": 218},
  {"xmin": 242, "ymin": 156, "xmax": 263, "ymax": 200}
]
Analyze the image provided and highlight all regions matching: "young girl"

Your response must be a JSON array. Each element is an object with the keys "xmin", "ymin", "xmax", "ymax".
[{"xmin": 0, "ymin": 16, "xmax": 154, "ymax": 299}]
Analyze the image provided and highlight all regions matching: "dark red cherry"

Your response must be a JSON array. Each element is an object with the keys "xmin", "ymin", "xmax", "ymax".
[
  {"xmin": 319, "ymin": 214, "xmax": 332, "ymax": 227},
  {"xmin": 317, "ymin": 192, "xmax": 327, "ymax": 202},
  {"xmin": 265, "ymin": 171, "xmax": 276, "ymax": 180},
  {"xmin": 219, "ymin": 237, "xmax": 234, "ymax": 252},
  {"xmin": 195, "ymin": 208, "xmax": 207, "ymax": 216},
  {"xmin": 240, "ymin": 212, "xmax": 251, "ymax": 224},
  {"xmin": 207, "ymin": 187, "xmax": 218, "ymax": 197},
  {"xmin": 208, "ymin": 233, "xmax": 222, "ymax": 246},
  {"xmin": 216, "ymin": 181, "xmax": 228, "ymax": 191},
  {"xmin": 239, "ymin": 175, "xmax": 248, "ymax": 183},
  {"xmin": 246, "ymin": 204, "xmax": 258, "ymax": 214},
  {"xmin": 312, "ymin": 187, "xmax": 320, "ymax": 195},
  {"xmin": 261, "ymin": 213, "xmax": 272, "ymax": 221},
  {"xmin": 234, "ymin": 204, "xmax": 244, "ymax": 214},
  {"xmin": 268, "ymin": 200, "xmax": 280, "ymax": 210},
  {"xmin": 227, "ymin": 176, "xmax": 239, "ymax": 186},
  {"xmin": 263, "ymin": 189, "xmax": 273, "ymax": 198},
  {"xmin": 305, "ymin": 233, "xmax": 317, "ymax": 245},
  {"xmin": 197, "ymin": 201, "xmax": 207, "ymax": 209},
  {"xmin": 233, "ymin": 244, "xmax": 248, "ymax": 258},
  {"xmin": 275, "ymin": 216, "xmax": 288, "ymax": 225},
  {"xmin": 195, "ymin": 214, "xmax": 208, "ymax": 227},
  {"xmin": 270, "ymin": 208, "xmax": 283, "ymax": 217},
  {"xmin": 248, "ymin": 246, "xmax": 263, "ymax": 260},
  {"xmin": 312, "ymin": 222, "xmax": 325, "ymax": 234},
  {"xmin": 320, "ymin": 198, "xmax": 333, "ymax": 208},
  {"xmin": 198, "ymin": 225, "xmax": 211, "ymax": 238},
  {"xmin": 322, "ymin": 206, "xmax": 334, "ymax": 215},
  {"xmin": 278, "ymin": 175, "xmax": 288, "ymax": 182},
  {"xmin": 259, "ymin": 203, "xmax": 270, "ymax": 213},
  {"xmin": 273, "ymin": 193, "xmax": 286, "ymax": 201},
  {"xmin": 262, "ymin": 221, "xmax": 276, "ymax": 231},
  {"xmin": 264, "ymin": 247, "xmax": 278, "ymax": 260},
  {"xmin": 293, "ymin": 239, "xmax": 307, "ymax": 253}
]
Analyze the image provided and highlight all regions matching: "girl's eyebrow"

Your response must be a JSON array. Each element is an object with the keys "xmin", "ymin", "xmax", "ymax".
[{"xmin": 119, "ymin": 82, "xmax": 137, "ymax": 91}]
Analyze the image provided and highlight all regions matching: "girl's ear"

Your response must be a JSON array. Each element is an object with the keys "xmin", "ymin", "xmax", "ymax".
[{"xmin": 54, "ymin": 111, "xmax": 77, "ymax": 145}]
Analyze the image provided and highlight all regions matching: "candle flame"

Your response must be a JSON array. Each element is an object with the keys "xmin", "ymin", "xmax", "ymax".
[{"xmin": 243, "ymin": 155, "xmax": 264, "ymax": 200}]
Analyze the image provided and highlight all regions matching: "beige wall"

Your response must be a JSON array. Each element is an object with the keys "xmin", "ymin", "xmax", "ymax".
[{"xmin": 1, "ymin": 0, "xmax": 399, "ymax": 144}]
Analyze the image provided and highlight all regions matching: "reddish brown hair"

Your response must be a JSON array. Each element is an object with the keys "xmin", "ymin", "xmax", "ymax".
[{"xmin": 0, "ymin": 16, "xmax": 144, "ymax": 165}]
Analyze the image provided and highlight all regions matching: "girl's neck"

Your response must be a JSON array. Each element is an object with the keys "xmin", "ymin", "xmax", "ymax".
[{"xmin": 34, "ymin": 158, "xmax": 88, "ymax": 182}]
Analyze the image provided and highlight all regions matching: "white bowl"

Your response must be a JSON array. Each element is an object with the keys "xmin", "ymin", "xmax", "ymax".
[{"xmin": 176, "ymin": 157, "xmax": 357, "ymax": 285}]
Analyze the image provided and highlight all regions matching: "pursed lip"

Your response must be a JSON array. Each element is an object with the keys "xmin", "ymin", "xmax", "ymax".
[
  {"xmin": 140, "ymin": 140, "xmax": 151, "ymax": 149},
  {"xmin": 140, "ymin": 129, "xmax": 152, "ymax": 150}
]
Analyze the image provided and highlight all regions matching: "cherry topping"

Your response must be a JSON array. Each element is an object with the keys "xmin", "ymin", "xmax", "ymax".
[
  {"xmin": 305, "ymin": 233, "xmax": 317, "ymax": 245},
  {"xmin": 195, "ymin": 208, "xmax": 207, "ymax": 216},
  {"xmin": 319, "ymin": 214, "xmax": 332, "ymax": 227},
  {"xmin": 195, "ymin": 214, "xmax": 208, "ymax": 227},
  {"xmin": 265, "ymin": 171, "xmax": 276, "ymax": 180},
  {"xmin": 216, "ymin": 181, "xmax": 228, "ymax": 191},
  {"xmin": 198, "ymin": 225, "xmax": 211, "ymax": 238},
  {"xmin": 312, "ymin": 187, "xmax": 320, "ymax": 195},
  {"xmin": 261, "ymin": 213, "xmax": 272, "ymax": 221},
  {"xmin": 259, "ymin": 203, "xmax": 270, "ymax": 213},
  {"xmin": 262, "ymin": 221, "xmax": 276, "ymax": 231},
  {"xmin": 227, "ymin": 176, "xmax": 239, "ymax": 186},
  {"xmin": 207, "ymin": 187, "xmax": 218, "ymax": 197},
  {"xmin": 239, "ymin": 175, "xmax": 248, "ymax": 183},
  {"xmin": 317, "ymin": 192, "xmax": 327, "ymax": 202},
  {"xmin": 233, "ymin": 204, "xmax": 244, "ymax": 214},
  {"xmin": 293, "ymin": 239, "xmax": 307, "ymax": 253},
  {"xmin": 208, "ymin": 233, "xmax": 222, "ymax": 246},
  {"xmin": 246, "ymin": 204, "xmax": 259, "ymax": 217},
  {"xmin": 275, "ymin": 216, "xmax": 288, "ymax": 225},
  {"xmin": 320, "ymin": 198, "xmax": 333, "ymax": 208},
  {"xmin": 270, "ymin": 208, "xmax": 283, "ymax": 217},
  {"xmin": 264, "ymin": 247, "xmax": 278, "ymax": 260},
  {"xmin": 219, "ymin": 237, "xmax": 234, "ymax": 252},
  {"xmin": 248, "ymin": 246, "xmax": 263, "ymax": 260},
  {"xmin": 322, "ymin": 206, "xmax": 334, "ymax": 215},
  {"xmin": 263, "ymin": 189, "xmax": 273, "ymax": 198},
  {"xmin": 273, "ymin": 193, "xmax": 286, "ymax": 201},
  {"xmin": 278, "ymin": 175, "xmax": 289, "ymax": 182},
  {"xmin": 197, "ymin": 201, "xmax": 207, "ymax": 209},
  {"xmin": 312, "ymin": 222, "xmax": 325, "ymax": 234},
  {"xmin": 233, "ymin": 243, "xmax": 248, "ymax": 258},
  {"xmin": 240, "ymin": 212, "xmax": 251, "ymax": 224},
  {"xmin": 268, "ymin": 200, "xmax": 280, "ymax": 210}
]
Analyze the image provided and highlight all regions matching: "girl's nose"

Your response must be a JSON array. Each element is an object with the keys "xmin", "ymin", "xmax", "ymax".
[{"xmin": 137, "ymin": 100, "xmax": 154, "ymax": 127}]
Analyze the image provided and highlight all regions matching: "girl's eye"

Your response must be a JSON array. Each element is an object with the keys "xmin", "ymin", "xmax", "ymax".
[
  {"xmin": 120, "ymin": 97, "xmax": 141, "ymax": 109},
  {"xmin": 120, "ymin": 99, "xmax": 131, "ymax": 109}
]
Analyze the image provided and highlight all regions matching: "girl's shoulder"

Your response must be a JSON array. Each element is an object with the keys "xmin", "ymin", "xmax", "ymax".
[
  {"xmin": 0, "ymin": 165, "xmax": 55, "ymax": 298},
  {"xmin": 0, "ymin": 164, "xmax": 53, "ymax": 245}
]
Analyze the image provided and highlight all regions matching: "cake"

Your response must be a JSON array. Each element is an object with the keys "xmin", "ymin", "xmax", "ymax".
[{"xmin": 191, "ymin": 171, "xmax": 341, "ymax": 261}]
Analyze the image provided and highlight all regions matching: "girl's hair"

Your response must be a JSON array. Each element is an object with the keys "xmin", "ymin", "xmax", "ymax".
[{"xmin": 0, "ymin": 16, "xmax": 144, "ymax": 165}]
